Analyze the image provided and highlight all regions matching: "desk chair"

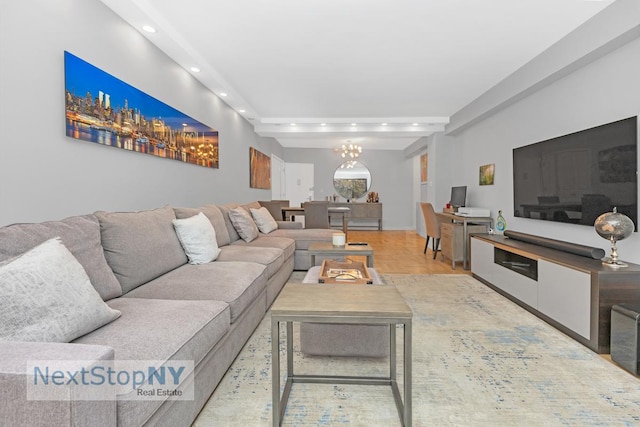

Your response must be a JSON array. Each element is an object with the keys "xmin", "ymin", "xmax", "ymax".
[
  {"xmin": 420, "ymin": 202, "xmax": 441, "ymax": 259},
  {"xmin": 258, "ymin": 200, "xmax": 290, "ymax": 221},
  {"xmin": 303, "ymin": 201, "xmax": 330, "ymax": 229}
]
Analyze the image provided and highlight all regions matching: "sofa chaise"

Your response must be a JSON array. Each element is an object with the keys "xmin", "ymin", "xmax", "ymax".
[{"xmin": 0, "ymin": 201, "xmax": 334, "ymax": 427}]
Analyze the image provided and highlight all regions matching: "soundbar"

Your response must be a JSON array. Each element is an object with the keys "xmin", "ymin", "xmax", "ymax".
[{"xmin": 504, "ymin": 230, "xmax": 605, "ymax": 260}]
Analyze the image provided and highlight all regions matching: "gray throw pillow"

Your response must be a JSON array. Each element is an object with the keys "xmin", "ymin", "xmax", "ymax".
[
  {"xmin": 229, "ymin": 207, "xmax": 259, "ymax": 242},
  {"xmin": 0, "ymin": 238, "xmax": 121, "ymax": 343},
  {"xmin": 250, "ymin": 207, "xmax": 278, "ymax": 234}
]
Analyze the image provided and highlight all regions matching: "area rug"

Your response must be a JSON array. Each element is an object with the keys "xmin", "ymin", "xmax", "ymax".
[{"xmin": 193, "ymin": 274, "xmax": 640, "ymax": 426}]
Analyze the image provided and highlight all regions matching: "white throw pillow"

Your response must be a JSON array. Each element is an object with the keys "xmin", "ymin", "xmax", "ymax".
[
  {"xmin": 172, "ymin": 212, "xmax": 221, "ymax": 264},
  {"xmin": 0, "ymin": 238, "xmax": 121, "ymax": 343},
  {"xmin": 250, "ymin": 207, "xmax": 278, "ymax": 234},
  {"xmin": 228, "ymin": 207, "xmax": 259, "ymax": 242}
]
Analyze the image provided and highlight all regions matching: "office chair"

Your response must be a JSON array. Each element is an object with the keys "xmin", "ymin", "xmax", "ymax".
[
  {"xmin": 420, "ymin": 202, "xmax": 441, "ymax": 259},
  {"xmin": 302, "ymin": 201, "xmax": 330, "ymax": 229}
]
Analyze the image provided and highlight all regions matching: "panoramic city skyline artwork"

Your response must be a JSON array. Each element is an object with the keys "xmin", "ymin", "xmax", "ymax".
[{"xmin": 64, "ymin": 51, "xmax": 219, "ymax": 168}]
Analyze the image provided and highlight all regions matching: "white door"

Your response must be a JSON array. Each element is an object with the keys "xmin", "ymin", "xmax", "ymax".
[
  {"xmin": 285, "ymin": 163, "xmax": 314, "ymax": 207},
  {"xmin": 271, "ymin": 154, "xmax": 286, "ymax": 200}
]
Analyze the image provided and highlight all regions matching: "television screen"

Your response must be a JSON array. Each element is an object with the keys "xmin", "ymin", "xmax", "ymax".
[
  {"xmin": 513, "ymin": 116, "xmax": 637, "ymax": 229},
  {"xmin": 450, "ymin": 186, "xmax": 467, "ymax": 208}
]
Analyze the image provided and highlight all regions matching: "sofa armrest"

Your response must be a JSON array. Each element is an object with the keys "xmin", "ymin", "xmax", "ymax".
[
  {"xmin": 277, "ymin": 221, "xmax": 303, "ymax": 230},
  {"xmin": 0, "ymin": 341, "xmax": 117, "ymax": 427}
]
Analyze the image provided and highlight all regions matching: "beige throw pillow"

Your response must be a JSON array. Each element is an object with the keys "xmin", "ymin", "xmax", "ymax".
[
  {"xmin": 250, "ymin": 207, "xmax": 278, "ymax": 234},
  {"xmin": 0, "ymin": 238, "xmax": 121, "ymax": 343},
  {"xmin": 228, "ymin": 207, "xmax": 259, "ymax": 242},
  {"xmin": 172, "ymin": 212, "xmax": 221, "ymax": 264}
]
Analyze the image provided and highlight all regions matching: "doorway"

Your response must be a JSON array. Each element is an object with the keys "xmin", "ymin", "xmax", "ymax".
[{"xmin": 284, "ymin": 163, "xmax": 314, "ymax": 207}]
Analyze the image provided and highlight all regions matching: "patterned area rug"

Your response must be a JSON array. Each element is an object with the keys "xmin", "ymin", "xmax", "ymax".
[{"xmin": 193, "ymin": 274, "xmax": 640, "ymax": 426}]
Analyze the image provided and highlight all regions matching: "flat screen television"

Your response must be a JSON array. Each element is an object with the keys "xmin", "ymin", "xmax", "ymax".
[
  {"xmin": 450, "ymin": 186, "xmax": 467, "ymax": 208},
  {"xmin": 513, "ymin": 116, "xmax": 637, "ymax": 230}
]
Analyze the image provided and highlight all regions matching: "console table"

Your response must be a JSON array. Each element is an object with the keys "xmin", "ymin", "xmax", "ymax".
[
  {"xmin": 470, "ymin": 234, "xmax": 640, "ymax": 353},
  {"xmin": 329, "ymin": 202, "xmax": 382, "ymax": 230}
]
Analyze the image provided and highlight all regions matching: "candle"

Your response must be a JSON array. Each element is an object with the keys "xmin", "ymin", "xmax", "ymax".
[{"xmin": 332, "ymin": 232, "xmax": 346, "ymax": 247}]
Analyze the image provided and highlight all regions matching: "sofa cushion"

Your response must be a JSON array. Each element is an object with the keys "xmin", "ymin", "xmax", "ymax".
[
  {"xmin": 173, "ymin": 204, "xmax": 231, "ymax": 247},
  {"xmin": 231, "ymin": 235, "xmax": 295, "ymax": 261},
  {"xmin": 216, "ymin": 203, "xmax": 241, "ymax": 243},
  {"xmin": 122, "ymin": 262, "xmax": 267, "ymax": 323},
  {"xmin": 250, "ymin": 207, "xmax": 278, "ymax": 234},
  {"xmin": 74, "ymin": 297, "xmax": 230, "ymax": 427},
  {"xmin": 173, "ymin": 212, "xmax": 221, "ymax": 264},
  {"xmin": 0, "ymin": 214, "xmax": 122, "ymax": 301},
  {"xmin": 241, "ymin": 201, "xmax": 262, "ymax": 212},
  {"xmin": 217, "ymin": 245, "xmax": 284, "ymax": 279},
  {"xmin": 95, "ymin": 206, "xmax": 188, "ymax": 294},
  {"xmin": 228, "ymin": 207, "xmax": 259, "ymax": 243},
  {"xmin": 268, "ymin": 228, "xmax": 334, "ymax": 249},
  {"xmin": 0, "ymin": 238, "xmax": 121, "ymax": 343}
]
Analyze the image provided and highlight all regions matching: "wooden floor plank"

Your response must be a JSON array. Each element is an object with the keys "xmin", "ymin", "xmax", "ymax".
[{"xmin": 343, "ymin": 230, "xmax": 470, "ymax": 275}]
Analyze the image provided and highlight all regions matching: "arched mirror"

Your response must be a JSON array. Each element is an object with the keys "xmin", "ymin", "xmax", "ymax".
[{"xmin": 333, "ymin": 161, "xmax": 372, "ymax": 201}]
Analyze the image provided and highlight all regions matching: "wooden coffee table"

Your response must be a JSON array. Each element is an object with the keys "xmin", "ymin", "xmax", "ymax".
[
  {"xmin": 308, "ymin": 241, "xmax": 374, "ymax": 267},
  {"xmin": 271, "ymin": 283, "xmax": 412, "ymax": 426}
]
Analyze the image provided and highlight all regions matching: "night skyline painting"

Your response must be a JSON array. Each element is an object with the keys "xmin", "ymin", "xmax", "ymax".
[{"xmin": 64, "ymin": 51, "xmax": 219, "ymax": 168}]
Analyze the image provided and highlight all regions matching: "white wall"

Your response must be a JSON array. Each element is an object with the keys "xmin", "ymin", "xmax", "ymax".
[
  {"xmin": 0, "ymin": 0, "xmax": 282, "ymax": 226},
  {"xmin": 443, "ymin": 35, "xmax": 640, "ymax": 263}
]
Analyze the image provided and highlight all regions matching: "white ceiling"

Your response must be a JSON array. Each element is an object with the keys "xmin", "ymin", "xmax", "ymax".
[{"xmin": 100, "ymin": 0, "xmax": 615, "ymax": 150}]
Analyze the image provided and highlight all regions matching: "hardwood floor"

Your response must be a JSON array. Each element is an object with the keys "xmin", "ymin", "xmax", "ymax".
[{"xmin": 343, "ymin": 230, "xmax": 470, "ymax": 275}]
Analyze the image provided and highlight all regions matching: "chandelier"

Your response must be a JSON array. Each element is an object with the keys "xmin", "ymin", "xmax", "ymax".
[{"xmin": 339, "ymin": 143, "xmax": 362, "ymax": 158}]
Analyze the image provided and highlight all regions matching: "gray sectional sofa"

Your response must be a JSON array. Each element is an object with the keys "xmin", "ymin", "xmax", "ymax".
[{"xmin": 0, "ymin": 201, "xmax": 334, "ymax": 427}]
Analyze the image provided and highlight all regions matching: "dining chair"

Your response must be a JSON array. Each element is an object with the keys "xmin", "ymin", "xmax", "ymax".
[
  {"xmin": 258, "ymin": 200, "xmax": 290, "ymax": 221},
  {"xmin": 420, "ymin": 202, "xmax": 441, "ymax": 259},
  {"xmin": 302, "ymin": 201, "xmax": 330, "ymax": 229}
]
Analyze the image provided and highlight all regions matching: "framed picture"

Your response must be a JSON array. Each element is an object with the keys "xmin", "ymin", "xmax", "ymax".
[
  {"xmin": 64, "ymin": 51, "xmax": 219, "ymax": 168},
  {"xmin": 479, "ymin": 163, "xmax": 495, "ymax": 186},
  {"xmin": 420, "ymin": 153, "xmax": 428, "ymax": 182},
  {"xmin": 250, "ymin": 147, "xmax": 271, "ymax": 189}
]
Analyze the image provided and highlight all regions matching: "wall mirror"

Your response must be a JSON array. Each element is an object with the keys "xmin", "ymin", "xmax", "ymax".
[{"xmin": 333, "ymin": 160, "xmax": 372, "ymax": 201}]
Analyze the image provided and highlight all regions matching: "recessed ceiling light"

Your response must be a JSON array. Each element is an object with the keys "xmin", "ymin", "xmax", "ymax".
[
  {"xmin": 238, "ymin": 109, "xmax": 246, "ymax": 113},
  {"xmin": 290, "ymin": 123, "xmax": 296, "ymax": 126},
  {"xmin": 219, "ymin": 92, "xmax": 228, "ymax": 97},
  {"xmin": 190, "ymin": 67, "xmax": 200, "ymax": 73},
  {"xmin": 351, "ymin": 123, "xmax": 357, "ymax": 126},
  {"xmin": 412, "ymin": 123, "xmax": 419, "ymax": 126},
  {"xmin": 142, "ymin": 25, "xmax": 156, "ymax": 33},
  {"xmin": 381, "ymin": 123, "xmax": 388, "ymax": 126},
  {"xmin": 321, "ymin": 123, "xmax": 326, "ymax": 126}
]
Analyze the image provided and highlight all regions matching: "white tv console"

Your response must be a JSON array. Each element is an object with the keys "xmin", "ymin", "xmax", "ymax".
[{"xmin": 470, "ymin": 234, "xmax": 640, "ymax": 353}]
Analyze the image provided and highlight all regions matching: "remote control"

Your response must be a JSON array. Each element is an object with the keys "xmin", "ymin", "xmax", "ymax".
[{"xmin": 347, "ymin": 242, "xmax": 368, "ymax": 246}]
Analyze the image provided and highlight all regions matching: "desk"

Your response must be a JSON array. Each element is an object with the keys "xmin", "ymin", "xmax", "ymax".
[
  {"xmin": 281, "ymin": 206, "xmax": 350, "ymax": 236},
  {"xmin": 271, "ymin": 283, "xmax": 412, "ymax": 426},
  {"xmin": 436, "ymin": 212, "xmax": 493, "ymax": 270}
]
